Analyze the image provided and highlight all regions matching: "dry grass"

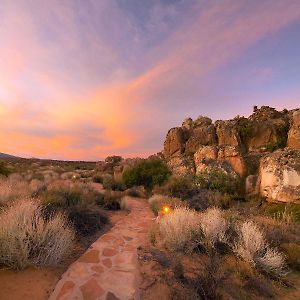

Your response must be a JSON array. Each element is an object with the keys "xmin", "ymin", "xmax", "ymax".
[
  {"xmin": 0, "ymin": 198, "xmax": 75, "ymax": 269},
  {"xmin": 148, "ymin": 194, "xmax": 184, "ymax": 216},
  {"xmin": 200, "ymin": 207, "xmax": 228, "ymax": 247},
  {"xmin": 233, "ymin": 220, "xmax": 287, "ymax": 277},
  {"xmin": 159, "ymin": 207, "xmax": 202, "ymax": 252}
]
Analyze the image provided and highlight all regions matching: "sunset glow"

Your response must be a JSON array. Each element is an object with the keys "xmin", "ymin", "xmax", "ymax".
[{"xmin": 1, "ymin": 0, "xmax": 300, "ymax": 160}]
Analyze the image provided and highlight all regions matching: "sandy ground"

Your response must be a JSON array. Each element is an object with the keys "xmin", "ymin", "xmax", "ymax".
[{"xmin": 0, "ymin": 210, "xmax": 127, "ymax": 300}]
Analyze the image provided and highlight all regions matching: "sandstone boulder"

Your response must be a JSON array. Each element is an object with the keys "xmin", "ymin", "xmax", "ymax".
[
  {"xmin": 287, "ymin": 109, "xmax": 300, "ymax": 149},
  {"xmin": 215, "ymin": 120, "xmax": 242, "ymax": 147},
  {"xmin": 259, "ymin": 149, "xmax": 300, "ymax": 203},
  {"xmin": 164, "ymin": 127, "xmax": 185, "ymax": 158}
]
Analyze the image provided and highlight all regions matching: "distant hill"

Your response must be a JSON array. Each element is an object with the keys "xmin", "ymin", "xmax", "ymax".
[{"xmin": 0, "ymin": 152, "xmax": 19, "ymax": 159}]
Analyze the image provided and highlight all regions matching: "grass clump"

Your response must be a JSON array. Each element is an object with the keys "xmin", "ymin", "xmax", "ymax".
[
  {"xmin": 148, "ymin": 194, "xmax": 184, "ymax": 216},
  {"xmin": 92, "ymin": 174, "xmax": 103, "ymax": 183},
  {"xmin": 123, "ymin": 158, "xmax": 170, "ymax": 191},
  {"xmin": 159, "ymin": 207, "xmax": 202, "ymax": 252},
  {"xmin": 233, "ymin": 220, "xmax": 287, "ymax": 277},
  {"xmin": 0, "ymin": 199, "xmax": 74, "ymax": 269}
]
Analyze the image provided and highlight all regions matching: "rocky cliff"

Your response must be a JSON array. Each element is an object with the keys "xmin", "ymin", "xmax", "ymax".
[{"xmin": 163, "ymin": 106, "xmax": 300, "ymax": 203}]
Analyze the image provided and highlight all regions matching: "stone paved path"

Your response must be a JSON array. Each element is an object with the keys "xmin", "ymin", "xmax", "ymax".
[{"xmin": 49, "ymin": 197, "xmax": 154, "ymax": 300}]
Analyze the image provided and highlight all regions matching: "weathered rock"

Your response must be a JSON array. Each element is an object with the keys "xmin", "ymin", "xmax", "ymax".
[
  {"xmin": 246, "ymin": 106, "xmax": 290, "ymax": 152},
  {"xmin": 287, "ymin": 109, "xmax": 300, "ymax": 149},
  {"xmin": 245, "ymin": 175, "xmax": 258, "ymax": 195},
  {"xmin": 166, "ymin": 156, "xmax": 195, "ymax": 176},
  {"xmin": 215, "ymin": 120, "xmax": 242, "ymax": 147},
  {"xmin": 194, "ymin": 145, "xmax": 246, "ymax": 176},
  {"xmin": 164, "ymin": 127, "xmax": 186, "ymax": 158},
  {"xmin": 185, "ymin": 124, "xmax": 217, "ymax": 153},
  {"xmin": 258, "ymin": 149, "xmax": 300, "ymax": 203}
]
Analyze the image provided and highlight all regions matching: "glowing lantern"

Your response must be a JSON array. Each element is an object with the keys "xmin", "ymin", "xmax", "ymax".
[
  {"xmin": 162, "ymin": 205, "xmax": 170, "ymax": 214},
  {"xmin": 72, "ymin": 175, "xmax": 77, "ymax": 180}
]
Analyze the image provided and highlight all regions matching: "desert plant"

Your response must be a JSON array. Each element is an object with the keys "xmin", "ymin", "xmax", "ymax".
[
  {"xmin": 126, "ymin": 187, "xmax": 146, "ymax": 198},
  {"xmin": 42, "ymin": 187, "xmax": 82, "ymax": 207},
  {"xmin": 122, "ymin": 158, "xmax": 170, "ymax": 190},
  {"xmin": 200, "ymin": 207, "xmax": 228, "ymax": 248},
  {"xmin": 92, "ymin": 174, "xmax": 103, "ymax": 183},
  {"xmin": 67, "ymin": 206, "xmax": 108, "ymax": 236},
  {"xmin": 280, "ymin": 243, "xmax": 300, "ymax": 271},
  {"xmin": 0, "ymin": 162, "xmax": 10, "ymax": 177},
  {"xmin": 0, "ymin": 199, "xmax": 74, "ymax": 269},
  {"xmin": 159, "ymin": 207, "xmax": 202, "ymax": 252},
  {"xmin": 195, "ymin": 169, "xmax": 237, "ymax": 195},
  {"xmin": 154, "ymin": 175, "xmax": 196, "ymax": 199},
  {"xmin": 233, "ymin": 221, "xmax": 287, "ymax": 277},
  {"xmin": 103, "ymin": 190, "xmax": 122, "ymax": 210},
  {"xmin": 148, "ymin": 194, "xmax": 184, "ymax": 216}
]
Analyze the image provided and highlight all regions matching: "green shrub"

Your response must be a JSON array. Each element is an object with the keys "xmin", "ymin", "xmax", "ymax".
[
  {"xmin": 265, "ymin": 137, "xmax": 287, "ymax": 152},
  {"xmin": 148, "ymin": 194, "xmax": 184, "ymax": 216},
  {"xmin": 0, "ymin": 162, "xmax": 10, "ymax": 177},
  {"xmin": 195, "ymin": 169, "xmax": 237, "ymax": 195},
  {"xmin": 92, "ymin": 174, "xmax": 103, "ymax": 183},
  {"xmin": 154, "ymin": 175, "xmax": 195, "ymax": 199},
  {"xmin": 103, "ymin": 191, "xmax": 123, "ymax": 210},
  {"xmin": 42, "ymin": 188, "xmax": 82, "ymax": 207},
  {"xmin": 123, "ymin": 159, "xmax": 170, "ymax": 191},
  {"xmin": 103, "ymin": 174, "xmax": 126, "ymax": 191},
  {"xmin": 67, "ymin": 206, "xmax": 108, "ymax": 236}
]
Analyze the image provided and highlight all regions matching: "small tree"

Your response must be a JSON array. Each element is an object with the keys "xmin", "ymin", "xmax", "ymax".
[{"xmin": 123, "ymin": 159, "xmax": 170, "ymax": 190}]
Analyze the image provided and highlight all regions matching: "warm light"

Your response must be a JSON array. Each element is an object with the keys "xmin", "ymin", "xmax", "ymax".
[
  {"xmin": 72, "ymin": 175, "xmax": 77, "ymax": 179},
  {"xmin": 162, "ymin": 206, "xmax": 170, "ymax": 214}
]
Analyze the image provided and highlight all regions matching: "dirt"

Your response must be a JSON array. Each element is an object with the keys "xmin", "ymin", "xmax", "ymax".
[{"xmin": 0, "ymin": 209, "xmax": 128, "ymax": 300}]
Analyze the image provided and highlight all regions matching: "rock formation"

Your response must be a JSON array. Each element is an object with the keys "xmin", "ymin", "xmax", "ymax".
[{"xmin": 163, "ymin": 106, "xmax": 300, "ymax": 203}]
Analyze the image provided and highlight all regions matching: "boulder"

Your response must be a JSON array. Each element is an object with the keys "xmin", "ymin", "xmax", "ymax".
[
  {"xmin": 258, "ymin": 149, "xmax": 300, "ymax": 203},
  {"xmin": 163, "ymin": 127, "xmax": 185, "ymax": 158},
  {"xmin": 215, "ymin": 120, "xmax": 242, "ymax": 147},
  {"xmin": 287, "ymin": 109, "xmax": 300, "ymax": 149}
]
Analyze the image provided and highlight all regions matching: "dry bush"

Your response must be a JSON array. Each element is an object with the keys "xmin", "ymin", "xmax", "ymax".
[
  {"xmin": 0, "ymin": 199, "xmax": 74, "ymax": 269},
  {"xmin": 159, "ymin": 207, "xmax": 202, "ymax": 252},
  {"xmin": 233, "ymin": 221, "xmax": 287, "ymax": 277},
  {"xmin": 280, "ymin": 243, "xmax": 300, "ymax": 271},
  {"xmin": 200, "ymin": 207, "xmax": 228, "ymax": 248},
  {"xmin": 148, "ymin": 194, "xmax": 184, "ymax": 216}
]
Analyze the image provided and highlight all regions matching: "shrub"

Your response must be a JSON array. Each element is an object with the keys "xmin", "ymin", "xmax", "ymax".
[
  {"xmin": 148, "ymin": 194, "xmax": 184, "ymax": 216},
  {"xmin": 265, "ymin": 137, "xmax": 287, "ymax": 152},
  {"xmin": 153, "ymin": 175, "xmax": 196, "ymax": 199},
  {"xmin": 103, "ymin": 191, "xmax": 122, "ymax": 210},
  {"xmin": 195, "ymin": 169, "xmax": 237, "ymax": 195},
  {"xmin": 200, "ymin": 207, "xmax": 228, "ymax": 248},
  {"xmin": 0, "ymin": 199, "xmax": 74, "ymax": 269},
  {"xmin": 103, "ymin": 174, "xmax": 126, "ymax": 191},
  {"xmin": 126, "ymin": 187, "xmax": 146, "ymax": 198},
  {"xmin": 122, "ymin": 158, "xmax": 170, "ymax": 190},
  {"xmin": 42, "ymin": 188, "xmax": 82, "ymax": 207},
  {"xmin": 92, "ymin": 174, "xmax": 103, "ymax": 183},
  {"xmin": 0, "ymin": 162, "xmax": 10, "ymax": 177},
  {"xmin": 280, "ymin": 243, "xmax": 300, "ymax": 271},
  {"xmin": 233, "ymin": 221, "xmax": 287, "ymax": 277},
  {"xmin": 159, "ymin": 207, "xmax": 202, "ymax": 252},
  {"xmin": 67, "ymin": 206, "xmax": 108, "ymax": 236}
]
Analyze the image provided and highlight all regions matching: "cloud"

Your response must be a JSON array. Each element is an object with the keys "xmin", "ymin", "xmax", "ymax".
[{"xmin": 0, "ymin": 0, "xmax": 300, "ymax": 160}]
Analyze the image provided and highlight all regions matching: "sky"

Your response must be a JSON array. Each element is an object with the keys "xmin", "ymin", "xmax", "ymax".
[{"xmin": 0, "ymin": 0, "xmax": 300, "ymax": 161}]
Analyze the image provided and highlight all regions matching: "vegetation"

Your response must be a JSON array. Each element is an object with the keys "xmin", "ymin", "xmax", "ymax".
[
  {"xmin": 123, "ymin": 158, "xmax": 171, "ymax": 190},
  {"xmin": 265, "ymin": 137, "xmax": 287, "ymax": 152},
  {"xmin": 0, "ymin": 199, "xmax": 74, "ymax": 269},
  {"xmin": 195, "ymin": 169, "xmax": 238, "ymax": 195},
  {"xmin": 148, "ymin": 194, "xmax": 184, "ymax": 216},
  {"xmin": 0, "ymin": 162, "xmax": 10, "ymax": 177}
]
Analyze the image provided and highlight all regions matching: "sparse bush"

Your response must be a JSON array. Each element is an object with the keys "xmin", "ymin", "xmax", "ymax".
[
  {"xmin": 0, "ymin": 199, "xmax": 74, "ymax": 269},
  {"xmin": 123, "ymin": 158, "xmax": 170, "ymax": 191},
  {"xmin": 280, "ymin": 243, "xmax": 300, "ymax": 271},
  {"xmin": 148, "ymin": 194, "xmax": 184, "ymax": 216},
  {"xmin": 200, "ymin": 207, "xmax": 228, "ymax": 248},
  {"xmin": 103, "ymin": 191, "xmax": 122, "ymax": 210},
  {"xmin": 42, "ymin": 188, "xmax": 82, "ymax": 207},
  {"xmin": 154, "ymin": 175, "xmax": 196, "ymax": 199},
  {"xmin": 265, "ymin": 137, "xmax": 287, "ymax": 152},
  {"xmin": 0, "ymin": 162, "xmax": 10, "ymax": 177},
  {"xmin": 159, "ymin": 207, "xmax": 202, "ymax": 252},
  {"xmin": 102, "ymin": 174, "xmax": 126, "ymax": 191},
  {"xmin": 233, "ymin": 221, "xmax": 287, "ymax": 277},
  {"xmin": 126, "ymin": 187, "xmax": 146, "ymax": 198},
  {"xmin": 195, "ymin": 169, "xmax": 237, "ymax": 195},
  {"xmin": 92, "ymin": 174, "xmax": 103, "ymax": 183},
  {"xmin": 67, "ymin": 206, "xmax": 108, "ymax": 236}
]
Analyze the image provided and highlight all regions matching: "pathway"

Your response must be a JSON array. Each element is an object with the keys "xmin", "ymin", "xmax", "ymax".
[{"xmin": 49, "ymin": 197, "xmax": 154, "ymax": 300}]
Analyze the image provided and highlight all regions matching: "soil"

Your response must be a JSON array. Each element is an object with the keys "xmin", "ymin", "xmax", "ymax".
[{"xmin": 0, "ymin": 209, "xmax": 128, "ymax": 300}]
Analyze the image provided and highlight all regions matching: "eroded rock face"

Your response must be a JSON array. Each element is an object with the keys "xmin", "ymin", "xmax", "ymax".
[
  {"xmin": 215, "ymin": 120, "xmax": 242, "ymax": 147},
  {"xmin": 288, "ymin": 110, "xmax": 300, "ymax": 149},
  {"xmin": 166, "ymin": 156, "xmax": 195, "ymax": 176},
  {"xmin": 163, "ymin": 127, "xmax": 185, "ymax": 158},
  {"xmin": 259, "ymin": 149, "xmax": 300, "ymax": 203}
]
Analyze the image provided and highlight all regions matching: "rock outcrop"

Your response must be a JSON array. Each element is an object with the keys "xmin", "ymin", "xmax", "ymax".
[
  {"xmin": 258, "ymin": 149, "xmax": 300, "ymax": 203},
  {"xmin": 163, "ymin": 105, "xmax": 300, "ymax": 203}
]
